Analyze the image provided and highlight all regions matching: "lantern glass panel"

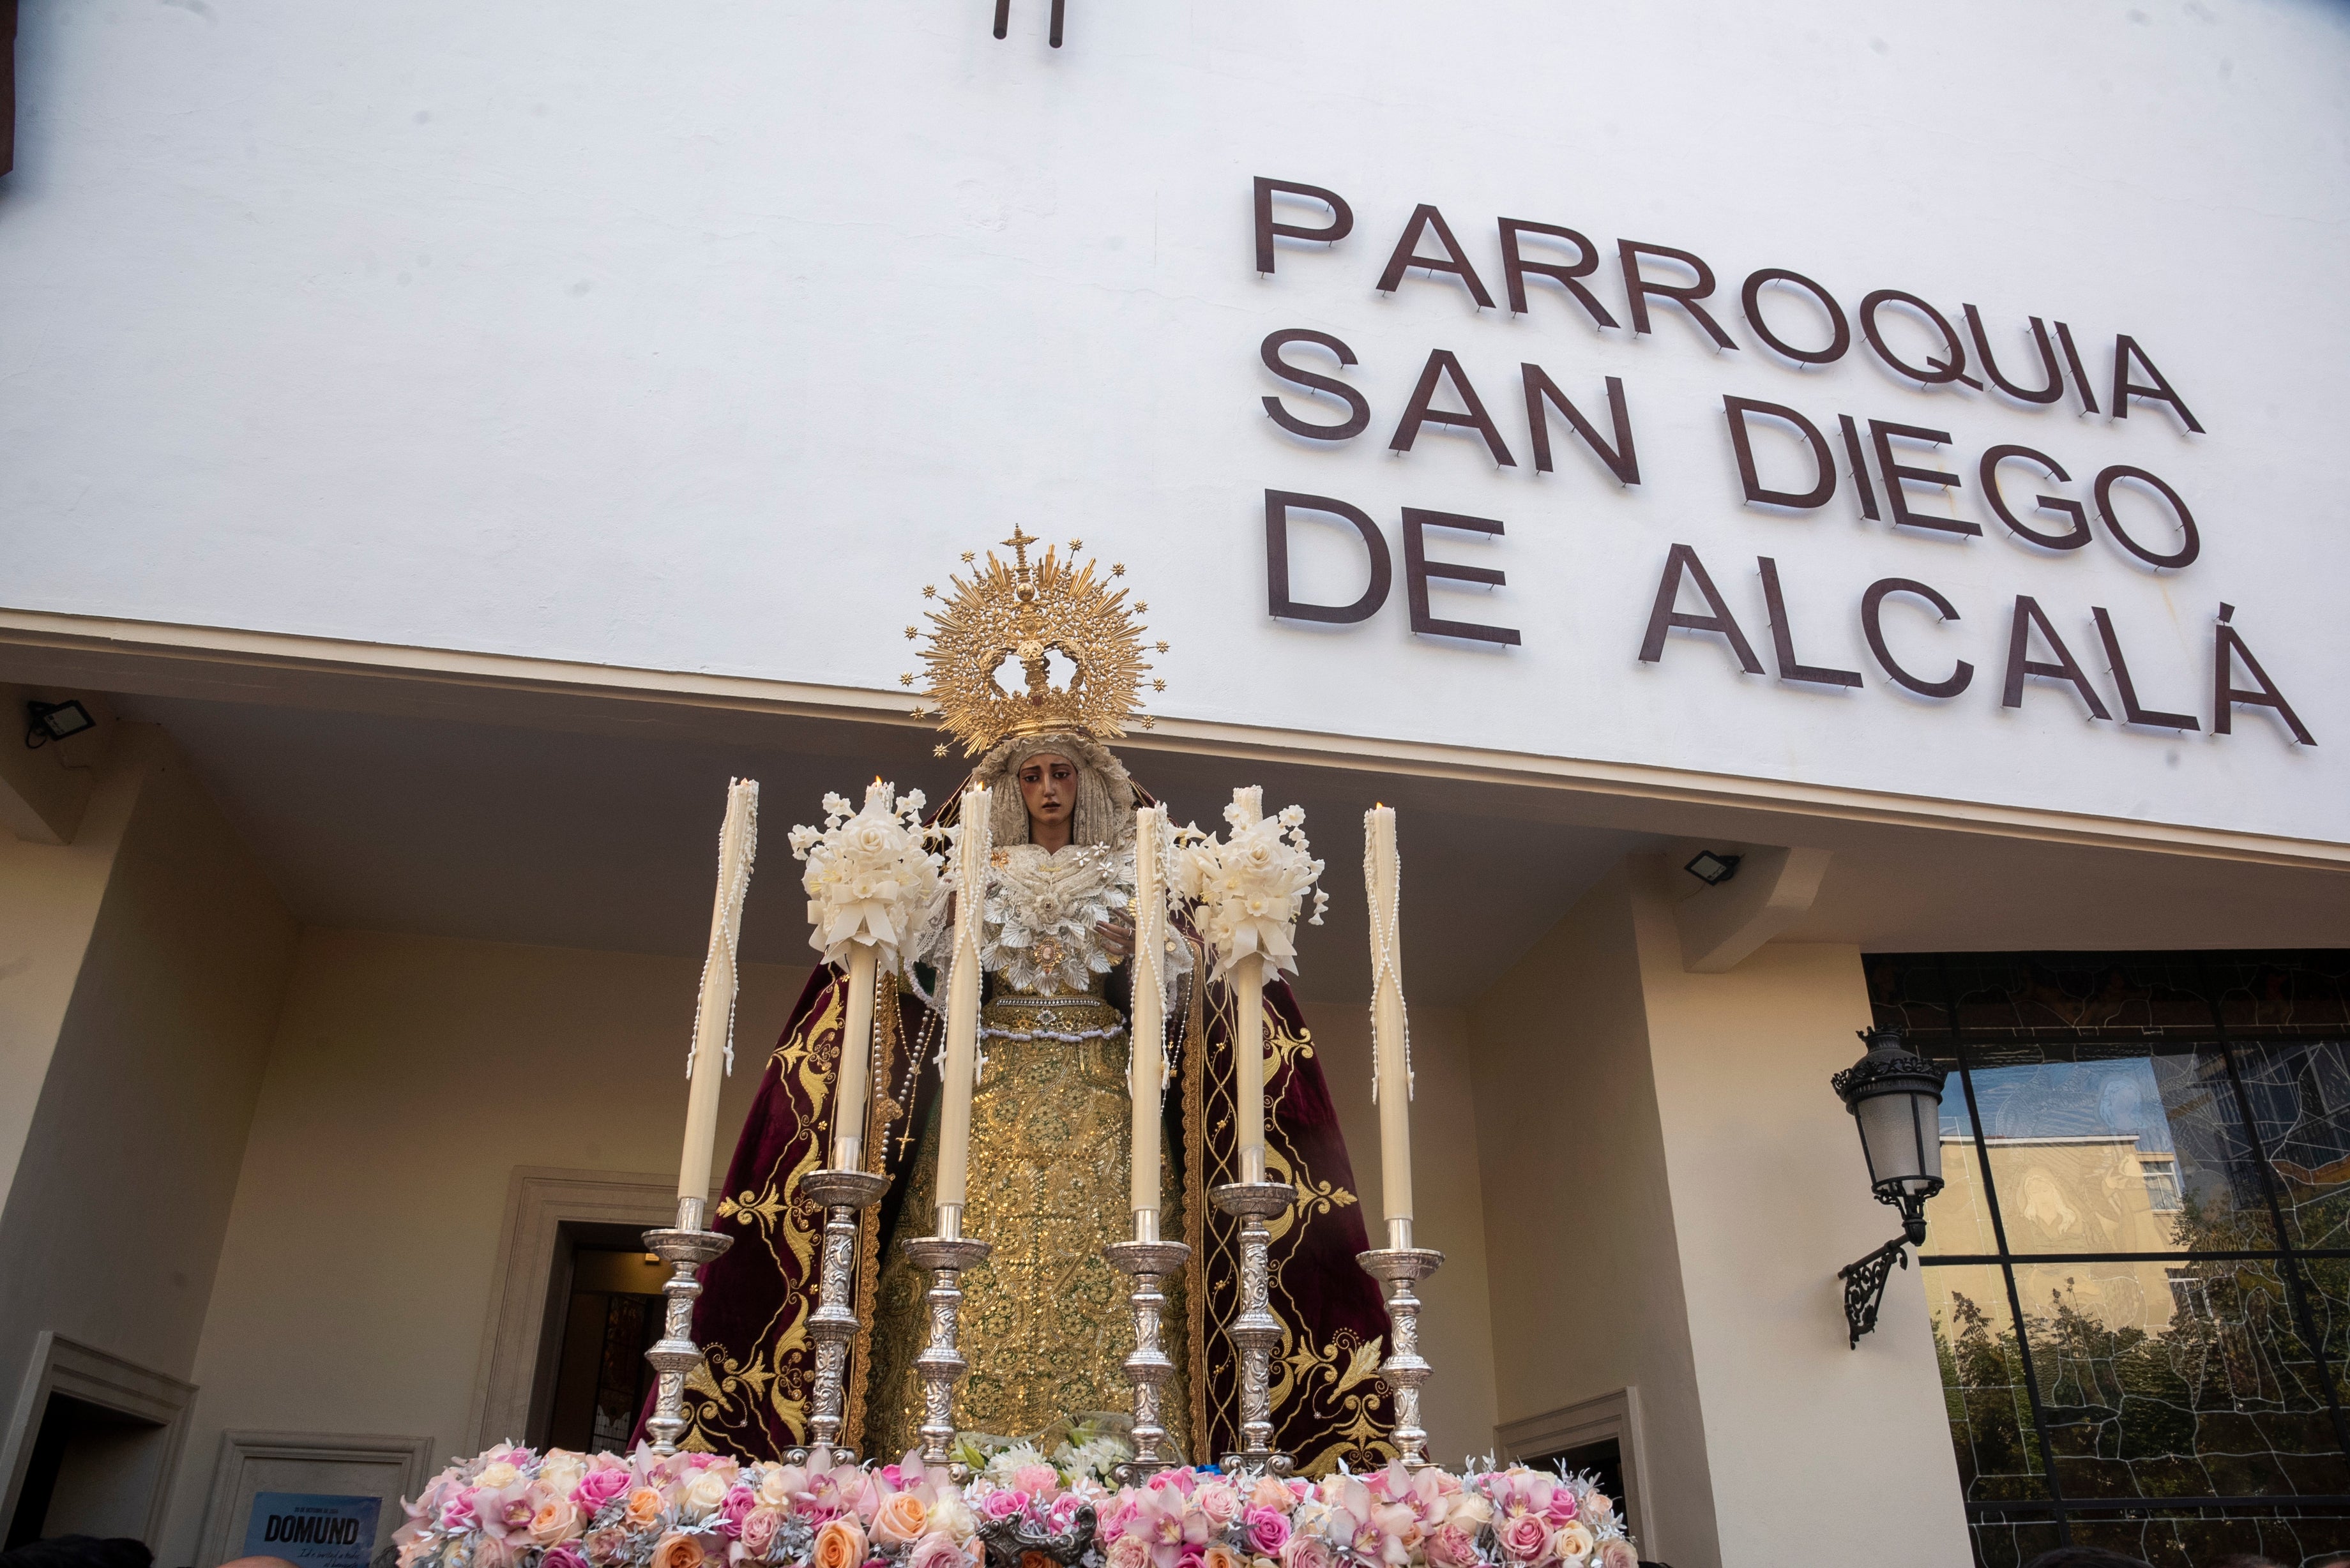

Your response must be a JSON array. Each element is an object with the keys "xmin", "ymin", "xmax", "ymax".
[{"xmin": 1856, "ymin": 1090, "xmax": 1932, "ymax": 1189}]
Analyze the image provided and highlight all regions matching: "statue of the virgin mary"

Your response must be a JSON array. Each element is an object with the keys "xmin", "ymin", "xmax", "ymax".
[{"xmin": 665, "ymin": 532, "xmax": 1397, "ymax": 1473}]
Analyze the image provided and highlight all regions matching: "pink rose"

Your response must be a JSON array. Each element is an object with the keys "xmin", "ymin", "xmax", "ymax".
[
  {"xmin": 1594, "ymin": 1543, "xmax": 1636, "ymax": 1568},
  {"xmin": 1104, "ymin": 1535, "xmax": 1151, "ymax": 1568},
  {"xmin": 1497, "ymin": 1513, "xmax": 1550, "ymax": 1563},
  {"xmin": 1046, "ymin": 1496, "xmax": 1084, "ymax": 1533},
  {"xmin": 1012, "ymin": 1465, "xmax": 1059, "ymax": 1496},
  {"xmin": 1278, "ymin": 1535, "xmax": 1333, "ymax": 1568},
  {"xmin": 1425, "ymin": 1527, "xmax": 1477, "ymax": 1568},
  {"xmin": 576, "ymin": 1469, "xmax": 632, "ymax": 1515},
  {"xmin": 1196, "ymin": 1486, "xmax": 1243, "ymax": 1530},
  {"xmin": 1176, "ymin": 1548, "xmax": 1206, "ymax": 1568},
  {"xmin": 911, "ymin": 1534, "xmax": 973, "ymax": 1568},
  {"xmin": 544, "ymin": 1546, "xmax": 589, "ymax": 1568},
  {"xmin": 737, "ymin": 1507, "xmax": 784, "ymax": 1561},
  {"xmin": 1244, "ymin": 1508, "xmax": 1289, "ymax": 1557},
  {"xmin": 979, "ymin": 1491, "xmax": 1026, "ymax": 1522},
  {"xmin": 1096, "ymin": 1499, "xmax": 1141, "ymax": 1544},
  {"xmin": 717, "ymin": 1487, "xmax": 757, "ymax": 1539},
  {"xmin": 1541, "ymin": 1492, "xmax": 1577, "ymax": 1527},
  {"xmin": 585, "ymin": 1528, "xmax": 633, "ymax": 1567}
]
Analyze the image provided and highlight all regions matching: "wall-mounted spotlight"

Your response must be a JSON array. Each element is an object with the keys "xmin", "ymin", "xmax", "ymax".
[
  {"xmin": 1683, "ymin": 849, "xmax": 1741, "ymax": 886},
  {"xmin": 1830, "ymin": 1027, "xmax": 1947, "ymax": 1347},
  {"xmin": 24, "ymin": 699, "xmax": 96, "ymax": 750},
  {"xmin": 992, "ymin": 0, "xmax": 1066, "ymax": 47}
]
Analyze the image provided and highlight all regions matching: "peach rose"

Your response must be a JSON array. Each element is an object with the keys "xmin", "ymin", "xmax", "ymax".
[
  {"xmin": 1103, "ymin": 1537, "xmax": 1150, "ymax": 1568},
  {"xmin": 652, "ymin": 1532, "xmax": 706, "ymax": 1568},
  {"xmin": 478, "ymin": 1462, "xmax": 521, "ymax": 1490},
  {"xmin": 1203, "ymin": 1544, "xmax": 1243, "ymax": 1568},
  {"xmin": 1249, "ymin": 1478, "xmax": 1293, "ymax": 1512},
  {"xmin": 873, "ymin": 1493, "xmax": 930, "ymax": 1546},
  {"xmin": 812, "ymin": 1516, "xmax": 868, "ymax": 1568},
  {"xmin": 1550, "ymin": 1523, "xmax": 1595, "ymax": 1565},
  {"xmin": 1582, "ymin": 1494, "xmax": 1612, "ymax": 1523},
  {"xmin": 625, "ymin": 1489, "xmax": 668, "ymax": 1529},
  {"xmin": 530, "ymin": 1498, "xmax": 584, "ymax": 1546}
]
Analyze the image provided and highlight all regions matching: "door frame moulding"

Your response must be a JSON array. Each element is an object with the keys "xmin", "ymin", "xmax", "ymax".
[
  {"xmin": 1494, "ymin": 1387, "xmax": 1654, "ymax": 1555},
  {"xmin": 196, "ymin": 1429, "xmax": 437, "ymax": 1568},
  {"xmin": 470, "ymin": 1166, "xmax": 705, "ymax": 1455},
  {"xmin": 0, "ymin": 1331, "xmax": 198, "ymax": 1548}
]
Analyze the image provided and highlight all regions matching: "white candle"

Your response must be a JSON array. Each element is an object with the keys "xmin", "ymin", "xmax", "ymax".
[
  {"xmin": 1365, "ymin": 804, "xmax": 1413, "ymax": 1232},
  {"xmin": 935, "ymin": 783, "xmax": 990, "ymax": 1219},
  {"xmin": 1129, "ymin": 804, "xmax": 1165, "ymax": 1221},
  {"xmin": 679, "ymin": 779, "xmax": 760, "ymax": 1205},
  {"xmin": 1235, "ymin": 962, "xmax": 1267, "ymax": 1185},
  {"xmin": 826, "ymin": 779, "xmax": 894, "ymax": 1173}
]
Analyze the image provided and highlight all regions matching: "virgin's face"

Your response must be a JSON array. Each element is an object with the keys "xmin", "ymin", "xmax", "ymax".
[{"xmin": 1017, "ymin": 753, "xmax": 1078, "ymax": 831}]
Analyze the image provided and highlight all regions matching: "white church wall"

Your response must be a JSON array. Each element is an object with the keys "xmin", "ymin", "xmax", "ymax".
[
  {"xmin": 0, "ymin": 2, "xmax": 2341, "ymax": 849},
  {"xmin": 1304, "ymin": 1000, "xmax": 1499, "ymax": 1470},
  {"xmin": 162, "ymin": 930, "xmax": 805, "ymax": 1566}
]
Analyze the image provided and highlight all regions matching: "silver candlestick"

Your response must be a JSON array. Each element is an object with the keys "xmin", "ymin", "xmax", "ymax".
[
  {"xmin": 787, "ymin": 1167, "xmax": 891, "ymax": 1464},
  {"xmin": 903, "ymin": 1204, "xmax": 991, "ymax": 1472},
  {"xmin": 1211, "ymin": 1179, "xmax": 1296, "ymax": 1474},
  {"xmin": 1104, "ymin": 1219, "xmax": 1190, "ymax": 1481},
  {"xmin": 1357, "ymin": 1219, "xmax": 1444, "ymax": 1470},
  {"xmin": 642, "ymin": 1195, "xmax": 734, "ymax": 1456}
]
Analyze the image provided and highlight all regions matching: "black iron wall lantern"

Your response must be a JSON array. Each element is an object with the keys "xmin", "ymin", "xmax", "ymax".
[{"xmin": 1830, "ymin": 1026, "xmax": 1947, "ymax": 1347}]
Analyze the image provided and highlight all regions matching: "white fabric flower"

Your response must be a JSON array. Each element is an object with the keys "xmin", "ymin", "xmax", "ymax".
[
  {"xmin": 792, "ymin": 781, "xmax": 944, "ymax": 973},
  {"xmin": 1177, "ymin": 787, "xmax": 1325, "ymax": 984}
]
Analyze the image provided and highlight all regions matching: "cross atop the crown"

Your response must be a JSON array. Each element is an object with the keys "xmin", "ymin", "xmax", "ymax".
[{"xmin": 1002, "ymin": 527, "xmax": 1039, "ymax": 576}]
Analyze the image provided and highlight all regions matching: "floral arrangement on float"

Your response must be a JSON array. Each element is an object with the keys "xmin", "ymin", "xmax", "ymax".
[
  {"xmin": 1173, "ymin": 789, "xmax": 1329, "ymax": 984},
  {"xmin": 788, "ymin": 783, "xmax": 944, "ymax": 973},
  {"xmin": 394, "ymin": 1444, "xmax": 1638, "ymax": 1568}
]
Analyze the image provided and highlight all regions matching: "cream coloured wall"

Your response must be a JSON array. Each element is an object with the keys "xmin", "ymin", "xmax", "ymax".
[
  {"xmin": 1619, "ymin": 854, "xmax": 1970, "ymax": 1568},
  {"xmin": 161, "ymin": 930, "xmax": 807, "ymax": 1566},
  {"xmin": 1303, "ymin": 1000, "xmax": 1497, "ymax": 1470},
  {"xmin": 1467, "ymin": 864, "xmax": 1720, "ymax": 1568},
  {"xmin": 0, "ymin": 725, "xmax": 298, "ymax": 1533}
]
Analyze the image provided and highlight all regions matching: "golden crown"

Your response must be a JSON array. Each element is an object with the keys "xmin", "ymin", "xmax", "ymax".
[{"xmin": 902, "ymin": 528, "xmax": 1169, "ymax": 758}]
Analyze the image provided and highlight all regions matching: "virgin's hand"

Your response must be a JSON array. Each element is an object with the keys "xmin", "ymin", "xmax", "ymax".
[{"xmin": 1095, "ymin": 918, "xmax": 1135, "ymax": 958}]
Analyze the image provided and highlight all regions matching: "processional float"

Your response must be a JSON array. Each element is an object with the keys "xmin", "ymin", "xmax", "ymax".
[{"xmin": 642, "ymin": 532, "xmax": 1443, "ymax": 1476}]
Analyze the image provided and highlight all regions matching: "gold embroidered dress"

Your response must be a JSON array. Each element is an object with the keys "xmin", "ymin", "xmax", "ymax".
[{"xmin": 861, "ymin": 838, "xmax": 1189, "ymax": 1458}]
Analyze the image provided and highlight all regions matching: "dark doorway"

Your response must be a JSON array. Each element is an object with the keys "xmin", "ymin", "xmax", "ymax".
[
  {"xmin": 1519, "ymin": 1435, "xmax": 1628, "ymax": 1529},
  {"xmin": 542, "ymin": 1245, "xmax": 668, "ymax": 1453},
  {"xmin": 6, "ymin": 1393, "xmax": 165, "ymax": 1549}
]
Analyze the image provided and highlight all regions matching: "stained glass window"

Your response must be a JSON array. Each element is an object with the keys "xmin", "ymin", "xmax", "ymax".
[{"xmin": 1870, "ymin": 950, "xmax": 2350, "ymax": 1568}]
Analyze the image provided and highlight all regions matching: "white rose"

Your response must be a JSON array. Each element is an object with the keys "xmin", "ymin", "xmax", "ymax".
[{"xmin": 685, "ymin": 1470, "xmax": 731, "ymax": 1512}]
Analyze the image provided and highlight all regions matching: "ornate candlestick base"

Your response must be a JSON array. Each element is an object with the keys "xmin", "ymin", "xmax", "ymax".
[
  {"xmin": 1356, "ymin": 1243, "xmax": 1444, "ymax": 1469},
  {"xmin": 642, "ymin": 1196, "xmax": 735, "ymax": 1456},
  {"xmin": 786, "ymin": 1168, "xmax": 891, "ymax": 1465},
  {"xmin": 1211, "ymin": 1180, "xmax": 1296, "ymax": 1475},
  {"xmin": 1103, "ymin": 1237, "xmax": 1191, "ymax": 1481},
  {"xmin": 903, "ymin": 1231, "xmax": 992, "ymax": 1472}
]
